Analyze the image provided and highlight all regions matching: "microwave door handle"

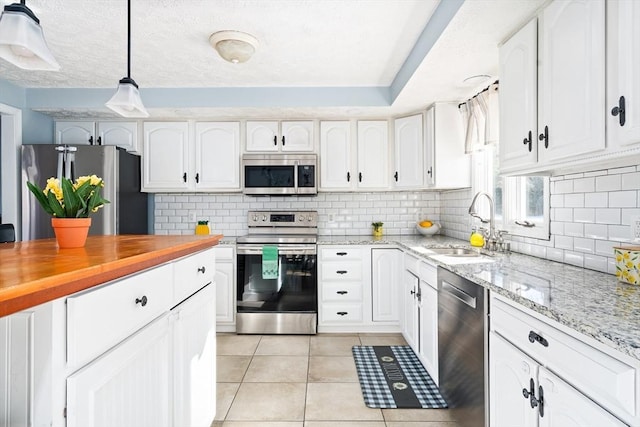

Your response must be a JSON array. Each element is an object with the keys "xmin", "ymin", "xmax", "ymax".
[{"xmin": 294, "ymin": 160, "xmax": 299, "ymax": 193}]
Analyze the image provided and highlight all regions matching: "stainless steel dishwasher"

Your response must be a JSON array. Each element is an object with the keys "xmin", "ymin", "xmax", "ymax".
[{"xmin": 438, "ymin": 267, "xmax": 488, "ymax": 427}]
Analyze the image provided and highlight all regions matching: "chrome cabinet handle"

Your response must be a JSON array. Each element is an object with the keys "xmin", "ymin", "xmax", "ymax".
[{"xmin": 135, "ymin": 296, "xmax": 148, "ymax": 307}]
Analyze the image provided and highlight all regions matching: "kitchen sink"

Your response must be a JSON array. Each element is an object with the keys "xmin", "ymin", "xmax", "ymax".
[{"xmin": 427, "ymin": 247, "xmax": 482, "ymax": 257}]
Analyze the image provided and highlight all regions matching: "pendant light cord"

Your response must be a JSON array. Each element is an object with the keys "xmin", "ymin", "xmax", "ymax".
[{"xmin": 127, "ymin": 0, "xmax": 131, "ymax": 79}]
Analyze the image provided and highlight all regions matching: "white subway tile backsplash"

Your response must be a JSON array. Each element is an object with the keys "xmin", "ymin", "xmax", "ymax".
[
  {"xmin": 584, "ymin": 192, "xmax": 608, "ymax": 207},
  {"xmin": 550, "ymin": 194, "xmax": 564, "ymax": 207},
  {"xmin": 563, "ymin": 251, "xmax": 584, "ymax": 267},
  {"xmin": 595, "ymin": 174, "xmax": 621, "ymax": 192},
  {"xmin": 547, "ymin": 248, "xmax": 564, "ymax": 262},
  {"xmin": 564, "ymin": 222, "xmax": 583, "ymax": 237},
  {"xmin": 595, "ymin": 240, "xmax": 617, "ymax": 257},
  {"xmin": 573, "ymin": 208, "xmax": 594, "ymax": 223},
  {"xmin": 608, "ymin": 225, "xmax": 631, "ymax": 242},
  {"xmin": 573, "ymin": 237, "xmax": 594, "ymax": 254},
  {"xmin": 584, "ymin": 223, "xmax": 608, "ymax": 240},
  {"xmin": 573, "ymin": 177, "xmax": 595, "ymax": 193},
  {"xmin": 584, "ymin": 254, "xmax": 607, "ymax": 272},
  {"xmin": 553, "ymin": 208, "xmax": 573, "ymax": 222},
  {"xmin": 609, "ymin": 190, "xmax": 637, "ymax": 208},
  {"xmin": 564, "ymin": 193, "xmax": 584, "ymax": 208},
  {"xmin": 554, "ymin": 180, "xmax": 573, "ymax": 194},
  {"xmin": 622, "ymin": 172, "xmax": 640, "ymax": 190},
  {"xmin": 595, "ymin": 208, "xmax": 621, "ymax": 224},
  {"xmin": 555, "ymin": 235, "xmax": 573, "ymax": 250}
]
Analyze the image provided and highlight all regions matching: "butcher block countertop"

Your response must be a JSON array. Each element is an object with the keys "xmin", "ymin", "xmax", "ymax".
[{"xmin": 0, "ymin": 234, "xmax": 222, "ymax": 317}]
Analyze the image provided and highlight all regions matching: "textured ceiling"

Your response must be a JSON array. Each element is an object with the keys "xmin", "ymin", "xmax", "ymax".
[{"xmin": 0, "ymin": 0, "xmax": 546, "ymax": 118}]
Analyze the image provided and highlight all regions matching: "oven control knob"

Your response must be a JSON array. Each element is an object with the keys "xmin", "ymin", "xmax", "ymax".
[
  {"xmin": 262, "ymin": 215, "xmax": 267, "ymax": 221},
  {"xmin": 252, "ymin": 215, "xmax": 258, "ymax": 222},
  {"xmin": 298, "ymin": 216, "xmax": 304, "ymax": 222},
  {"xmin": 307, "ymin": 216, "xmax": 313, "ymax": 222}
]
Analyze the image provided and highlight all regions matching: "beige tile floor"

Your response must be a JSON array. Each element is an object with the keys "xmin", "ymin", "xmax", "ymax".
[{"xmin": 212, "ymin": 333, "xmax": 461, "ymax": 427}]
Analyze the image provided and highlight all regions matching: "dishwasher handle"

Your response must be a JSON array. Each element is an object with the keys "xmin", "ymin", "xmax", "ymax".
[{"xmin": 441, "ymin": 281, "xmax": 477, "ymax": 309}]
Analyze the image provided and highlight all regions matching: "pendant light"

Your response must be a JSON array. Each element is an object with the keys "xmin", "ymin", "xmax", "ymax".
[
  {"xmin": 0, "ymin": 0, "xmax": 60, "ymax": 70},
  {"xmin": 106, "ymin": 0, "xmax": 149, "ymax": 118}
]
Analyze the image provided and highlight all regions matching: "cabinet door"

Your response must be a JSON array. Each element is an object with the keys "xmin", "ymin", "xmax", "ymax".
[
  {"xmin": 402, "ymin": 270, "xmax": 419, "ymax": 350},
  {"xmin": 607, "ymin": 0, "xmax": 640, "ymax": 148},
  {"xmin": 538, "ymin": 367, "xmax": 626, "ymax": 427},
  {"xmin": 425, "ymin": 104, "xmax": 469, "ymax": 189},
  {"xmin": 393, "ymin": 114, "xmax": 423, "ymax": 188},
  {"xmin": 357, "ymin": 121, "xmax": 389, "ymax": 189},
  {"xmin": 371, "ymin": 249, "xmax": 401, "ymax": 323},
  {"xmin": 281, "ymin": 121, "xmax": 314, "ymax": 152},
  {"xmin": 538, "ymin": 0, "xmax": 605, "ymax": 164},
  {"xmin": 97, "ymin": 122, "xmax": 138, "ymax": 152},
  {"xmin": 499, "ymin": 18, "xmax": 538, "ymax": 172},
  {"xmin": 424, "ymin": 107, "xmax": 436, "ymax": 186},
  {"xmin": 418, "ymin": 282, "xmax": 438, "ymax": 384},
  {"xmin": 195, "ymin": 122, "xmax": 240, "ymax": 190},
  {"xmin": 215, "ymin": 261, "xmax": 235, "ymax": 324},
  {"xmin": 320, "ymin": 121, "xmax": 353, "ymax": 190},
  {"xmin": 55, "ymin": 121, "xmax": 95, "ymax": 145},
  {"xmin": 489, "ymin": 332, "xmax": 538, "ymax": 427},
  {"xmin": 142, "ymin": 122, "xmax": 190, "ymax": 191},
  {"xmin": 66, "ymin": 314, "xmax": 171, "ymax": 427},
  {"xmin": 246, "ymin": 121, "xmax": 279, "ymax": 152},
  {"xmin": 172, "ymin": 284, "xmax": 216, "ymax": 427}
]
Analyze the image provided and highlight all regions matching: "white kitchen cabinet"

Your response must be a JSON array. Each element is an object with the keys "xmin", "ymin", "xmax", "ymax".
[
  {"xmin": 499, "ymin": 0, "xmax": 606, "ymax": 175},
  {"xmin": 499, "ymin": 18, "xmax": 538, "ymax": 171},
  {"xmin": 319, "ymin": 121, "xmax": 352, "ymax": 189},
  {"xmin": 490, "ymin": 295, "xmax": 639, "ymax": 426},
  {"xmin": 56, "ymin": 121, "xmax": 139, "ymax": 152},
  {"xmin": 214, "ymin": 246, "xmax": 236, "ymax": 330},
  {"xmin": 195, "ymin": 122, "xmax": 241, "ymax": 190},
  {"xmin": 537, "ymin": 0, "xmax": 605, "ymax": 164},
  {"xmin": 357, "ymin": 121, "xmax": 389, "ymax": 189},
  {"xmin": 393, "ymin": 114, "xmax": 423, "ymax": 189},
  {"xmin": 143, "ymin": 121, "xmax": 240, "ymax": 192},
  {"xmin": 371, "ymin": 248, "xmax": 401, "ymax": 323},
  {"xmin": 607, "ymin": 0, "xmax": 640, "ymax": 149},
  {"xmin": 402, "ymin": 254, "xmax": 420, "ymax": 351},
  {"xmin": 66, "ymin": 314, "xmax": 172, "ymax": 427},
  {"xmin": 246, "ymin": 120, "xmax": 314, "ymax": 152},
  {"xmin": 417, "ymin": 261, "xmax": 438, "ymax": 383},
  {"xmin": 171, "ymin": 283, "xmax": 216, "ymax": 427},
  {"xmin": 424, "ymin": 103, "xmax": 470, "ymax": 189}
]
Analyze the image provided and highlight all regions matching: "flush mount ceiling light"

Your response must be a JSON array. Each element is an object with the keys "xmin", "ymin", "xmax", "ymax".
[
  {"xmin": 106, "ymin": 0, "xmax": 149, "ymax": 118},
  {"xmin": 209, "ymin": 30, "xmax": 258, "ymax": 64},
  {"xmin": 462, "ymin": 74, "xmax": 492, "ymax": 87},
  {"xmin": 0, "ymin": 0, "xmax": 59, "ymax": 70}
]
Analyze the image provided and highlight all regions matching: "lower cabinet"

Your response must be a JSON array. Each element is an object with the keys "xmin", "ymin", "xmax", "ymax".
[
  {"xmin": 214, "ymin": 246, "xmax": 236, "ymax": 331},
  {"xmin": 66, "ymin": 314, "xmax": 172, "ymax": 427},
  {"xmin": 489, "ymin": 295, "xmax": 638, "ymax": 426},
  {"xmin": 371, "ymin": 248, "xmax": 402, "ymax": 323}
]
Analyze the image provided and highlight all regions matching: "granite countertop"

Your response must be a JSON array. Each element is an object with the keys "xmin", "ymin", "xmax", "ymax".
[{"xmin": 318, "ymin": 234, "xmax": 640, "ymax": 361}]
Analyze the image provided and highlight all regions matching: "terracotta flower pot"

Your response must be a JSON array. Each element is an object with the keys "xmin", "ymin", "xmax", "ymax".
[{"xmin": 51, "ymin": 217, "xmax": 92, "ymax": 248}]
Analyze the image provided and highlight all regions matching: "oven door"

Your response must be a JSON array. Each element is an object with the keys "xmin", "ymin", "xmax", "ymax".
[{"xmin": 236, "ymin": 244, "xmax": 317, "ymax": 313}]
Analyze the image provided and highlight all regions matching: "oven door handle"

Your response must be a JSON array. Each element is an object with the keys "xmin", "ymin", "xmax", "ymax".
[{"xmin": 237, "ymin": 246, "xmax": 317, "ymax": 256}]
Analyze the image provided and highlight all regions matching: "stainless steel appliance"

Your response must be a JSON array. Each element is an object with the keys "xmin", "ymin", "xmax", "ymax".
[
  {"xmin": 438, "ymin": 267, "xmax": 488, "ymax": 427},
  {"xmin": 236, "ymin": 210, "xmax": 318, "ymax": 334},
  {"xmin": 21, "ymin": 144, "xmax": 148, "ymax": 240},
  {"xmin": 242, "ymin": 154, "xmax": 317, "ymax": 195}
]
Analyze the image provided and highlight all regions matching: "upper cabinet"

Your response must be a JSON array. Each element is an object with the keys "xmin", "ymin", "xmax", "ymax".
[
  {"xmin": 607, "ymin": 0, "xmax": 640, "ymax": 149},
  {"xmin": 56, "ymin": 121, "xmax": 140, "ymax": 153},
  {"xmin": 393, "ymin": 114, "xmax": 424, "ymax": 189},
  {"xmin": 425, "ymin": 103, "xmax": 470, "ymax": 189},
  {"xmin": 142, "ymin": 121, "xmax": 240, "ymax": 192},
  {"xmin": 246, "ymin": 120, "xmax": 314, "ymax": 152},
  {"xmin": 500, "ymin": 0, "xmax": 607, "ymax": 174},
  {"xmin": 319, "ymin": 120, "xmax": 389, "ymax": 191}
]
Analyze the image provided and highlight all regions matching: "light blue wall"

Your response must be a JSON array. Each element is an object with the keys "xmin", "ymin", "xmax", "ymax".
[{"xmin": 0, "ymin": 80, "xmax": 54, "ymax": 143}]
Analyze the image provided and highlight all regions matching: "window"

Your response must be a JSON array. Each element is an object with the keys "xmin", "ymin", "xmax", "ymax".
[{"xmin": 472, "ymin": 145, "xmax": 550, "ymax": 240}]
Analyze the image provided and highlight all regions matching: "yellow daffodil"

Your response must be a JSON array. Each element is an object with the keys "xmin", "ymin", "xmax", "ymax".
[{"xmin": 43, "ymin": 177, "xmax": 63, "ymax": 201}]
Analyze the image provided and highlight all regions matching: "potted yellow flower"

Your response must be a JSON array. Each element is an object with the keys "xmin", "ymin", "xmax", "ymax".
[{"xmin": 26, "ymin": 175, "xmax": 109, "ymax": 248}]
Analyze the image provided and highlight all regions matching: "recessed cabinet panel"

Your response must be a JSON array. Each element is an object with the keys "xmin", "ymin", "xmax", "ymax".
[
  {"xmin": 281, "ymin": 121, "xmax": 314, "ymax": 152},
  {"xmin": 371, "ymin": 248, "xmax": 401, "ymax": 323},
  {"xmin": 246, "ymin": 121, "xmax": 279, "ymax": 152},
  {"xmin": 97, "ymin": 122, "xmax": 138, "ymax": 152},
  {"xmin": 195, "ymin": 122, "xmax": 240, "ymax": 190},
  {"xmin": 142, "ymin": 122, "xmax": 190, "ymax": 191},
  {"xmin": 393, "ymin": 114, "xmax": 423, "ymax": 188},
  {"xmin": 357, "ymin": 121, "xmax": 388, "ymax": 189},
  {"xmin": 55, "ymin": 121, "xmax": 95, "ymax": 145},
  {"xmin": 320, "ymin": 121, "xmax": 352, "ymax": 189}
]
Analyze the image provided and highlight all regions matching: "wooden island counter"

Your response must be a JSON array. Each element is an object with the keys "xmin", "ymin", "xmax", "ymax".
[
  {"xmin": 0, "ymin": 234, "xmax": 222, "ymax": 317},
  {"xmin": 0, "ymin": 234, "xmax": 222, "ymax": 427}
]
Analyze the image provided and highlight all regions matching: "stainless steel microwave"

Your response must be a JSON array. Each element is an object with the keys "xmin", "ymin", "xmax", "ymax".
[{"xmin": 242, "ymin": 154, "xmax": 317, "ymax": 195}]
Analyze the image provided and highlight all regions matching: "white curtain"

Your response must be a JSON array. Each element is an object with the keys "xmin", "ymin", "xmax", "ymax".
[{"xmin": 460, "ymin": 82, "xmax": 499, "ymax": 153}]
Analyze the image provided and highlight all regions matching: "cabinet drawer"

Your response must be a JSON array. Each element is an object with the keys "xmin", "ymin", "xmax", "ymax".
[
  {"xmin": 67, "ymin": 263, "xmax": 173, "ymax": 369},
  {"xmin": 491, "ymin": 297, "xmax": 637, "ymax": 421},
  {"xmin": 404, "ymin": 254, "xmax": 419, "ymax": 275},
  {"xmin": 320, "ymin": 247, "xmax": 363, "ymax": 261},
  {"xmin": 419, "ymin": 261, "xmax": 437, "ymax": 289},
  {"xmin": 174, "ymin": 248, "xmax": 215, "ymax": 304},
  {"xmin": 321, "ymin": 262, "xmax": 362, "ymax": 281},
  {"xmin": 213, "ymin": 246, "xmax": 234, "ymax": 262},
  {"xmin": 322, "ymin": 282, "xmax": 363, "ymax": 302},
  {"xmin": 321, "ymin": 304, "xmax": 363, "ymax": 323}
]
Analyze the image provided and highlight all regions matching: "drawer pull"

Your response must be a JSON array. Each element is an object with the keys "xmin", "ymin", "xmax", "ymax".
[
  {"xmin": 135, "ymin": 296, "xmax": 148, "ymax": 307},
  {"xmin": 337, "ymin": 311, "xmax": 348, "ymax": 316},
  {"xmin": 197, "ymin": 266, "xmax": 206, "ymax": 274},
  {"xmin": 336, "ymin": 291, "xmax": 348, "ymax": 295},
  {"xmin": 528, "ymin": 331, "xmax": 549, "ymax": 347},
  {"xmin": 336, "ymin": 252, "xmax": 347, "ymax": 256},
  {"xmin": 336, "ymin": 270, "xmax": 347, "ymax": 275}
]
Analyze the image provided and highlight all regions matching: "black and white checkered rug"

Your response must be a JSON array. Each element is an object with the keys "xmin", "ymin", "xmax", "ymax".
[{"xmin": 352, "ymin": 345, "xmax": 448, "ymax": 409}]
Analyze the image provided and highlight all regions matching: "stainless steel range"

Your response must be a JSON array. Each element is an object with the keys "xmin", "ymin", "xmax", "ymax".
[{"xmin": 236, "ymin": 210, "xmax": 318, "ymax": 334}]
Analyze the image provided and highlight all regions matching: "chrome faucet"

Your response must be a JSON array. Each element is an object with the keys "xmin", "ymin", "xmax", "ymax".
[{"xmin": 468, "ymin": 191, "xmax": 498, "ymax": 249}]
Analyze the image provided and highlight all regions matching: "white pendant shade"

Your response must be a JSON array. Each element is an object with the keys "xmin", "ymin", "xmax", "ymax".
[
  {"xmin": 105, "ymin": 78, "xmax": 149, "ymax": 118},
  {"xmin": 0, "ymin": 3, "xmax": 59, "ymax": 71}
]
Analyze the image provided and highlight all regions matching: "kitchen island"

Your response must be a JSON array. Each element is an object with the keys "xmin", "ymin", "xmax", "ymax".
[{"xmin": 0, "ymin": 234, "xmax": 222, "ymax": 427}]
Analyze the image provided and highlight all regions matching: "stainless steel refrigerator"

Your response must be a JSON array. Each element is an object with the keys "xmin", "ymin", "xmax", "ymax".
[{"xmin": 21, "ymin": 144, "xmax": 148, "ymax": 240}]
